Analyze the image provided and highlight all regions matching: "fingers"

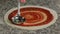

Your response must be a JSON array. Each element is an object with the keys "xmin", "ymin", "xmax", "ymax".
[{"xmin": 20, "ymin": 0, "xmax": 26, "ymax": 3}]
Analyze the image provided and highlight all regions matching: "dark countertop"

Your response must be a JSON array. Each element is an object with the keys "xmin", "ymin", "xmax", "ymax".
[{"xmin": 0, "ymin": 0, "xmax": 60, "ymax": 34}]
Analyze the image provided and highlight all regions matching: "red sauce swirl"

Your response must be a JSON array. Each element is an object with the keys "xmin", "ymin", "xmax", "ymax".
[{"xmin": 8, "ymin": 7, "xmax": 53, "ymax": 26}]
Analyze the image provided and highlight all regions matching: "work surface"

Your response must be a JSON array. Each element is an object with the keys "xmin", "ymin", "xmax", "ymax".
[{"xmin": 0, "ymin": 0, "xmax": 60, "ymax": 34}]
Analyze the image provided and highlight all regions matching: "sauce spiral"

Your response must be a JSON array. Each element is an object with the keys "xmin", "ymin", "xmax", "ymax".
[{"xmin": 8, "ymin": 7, "xmax": 53, "ymax": 26}]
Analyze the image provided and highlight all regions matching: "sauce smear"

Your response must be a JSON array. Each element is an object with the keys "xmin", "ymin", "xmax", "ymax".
[{"xmin": 8, "ymin": 7, "xmax": 53, "ymax": 26}]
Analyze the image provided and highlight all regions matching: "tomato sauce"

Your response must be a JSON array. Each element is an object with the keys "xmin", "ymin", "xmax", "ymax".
[{"xmin": 8, "ymin": 7, "xmax": 53, "ymax": 26}]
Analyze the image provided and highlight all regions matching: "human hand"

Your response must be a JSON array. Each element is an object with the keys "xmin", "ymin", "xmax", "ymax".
[{"xmin": 20, "ymin": 0, "xmax": 26, "ymax": 3}]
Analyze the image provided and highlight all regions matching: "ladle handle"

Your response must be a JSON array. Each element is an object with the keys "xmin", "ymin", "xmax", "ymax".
[{"xmin": 17, "ymin": 0, "xmax": 20, "ymax": 15}]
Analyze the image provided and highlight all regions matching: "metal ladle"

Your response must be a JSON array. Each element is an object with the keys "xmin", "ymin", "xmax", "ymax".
[{"xmin": 12, "ymin": 0, "xmax": 25, "ymax": 24}]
